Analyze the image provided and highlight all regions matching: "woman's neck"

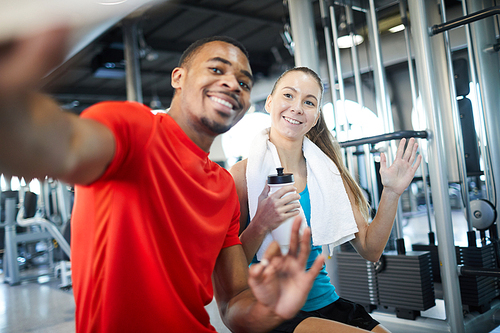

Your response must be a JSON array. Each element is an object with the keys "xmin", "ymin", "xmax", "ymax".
[{"xmin": 269, "ymin": 128, "xmax": 307, "ymax": 190}]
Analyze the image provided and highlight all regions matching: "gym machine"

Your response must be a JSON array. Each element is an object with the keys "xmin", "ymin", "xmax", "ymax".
[
  {"xmin": 310, "ymin": 0, "xmax": 500, "ymax": 332},
  {"xmin": 0, "ymin": 178, "xmax": 72, "ymax": 288}
]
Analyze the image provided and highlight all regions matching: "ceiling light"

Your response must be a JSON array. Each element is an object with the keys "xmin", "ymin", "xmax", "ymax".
[
  {"xmin": 150, "ymin": 95, "xmax": 164, "ymax": 110},
  {"xmin": 280, "ymin": 25, "xmax": 295, "ymax": 56},
  {"xmin": 97, "ymin": 0, "xmax": 128, "ymax": 5},
  {"xmin": 389, "ymin": 24, "xmax": 405, "ymax": 33},
  {"xmin": 91, "ymin": 47, "xmax": 126, "ymax": 79},
  {"xmin": 337, "ymin": 34, "xmax": 364, "ymax": 49}
]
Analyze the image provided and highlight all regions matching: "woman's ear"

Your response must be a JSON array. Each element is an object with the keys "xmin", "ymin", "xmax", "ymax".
[
  {"xmin": 313, "ymin": 109, "xmax": 321, "ymax": 127},
  {"xmin": 264, "ymin": 94, "xmax": 273, "ymax": 114}
]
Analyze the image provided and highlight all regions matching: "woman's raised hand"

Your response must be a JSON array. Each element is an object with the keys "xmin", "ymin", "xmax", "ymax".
[{"xmin": 379, "ymin": 138, "xmax": 422, "ymax": 196}]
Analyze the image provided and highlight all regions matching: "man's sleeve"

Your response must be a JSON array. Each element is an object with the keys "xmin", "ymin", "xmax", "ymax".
[
  {"xmin": 80, "ymin": 101, "xmax": 154, "ymax": 182},
  {"xmin": 223, "ymin": 187, "xmax": 243, "ymax": 248}
]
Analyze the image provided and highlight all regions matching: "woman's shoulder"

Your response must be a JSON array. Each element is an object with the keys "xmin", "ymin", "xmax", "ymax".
[
  {"xmin": 229, "ymin": 159, "xmax": 248, "ymax": 188},
  {"xmin": 228, "ymin": 158, "xmax": 248, "ymax": 178}
]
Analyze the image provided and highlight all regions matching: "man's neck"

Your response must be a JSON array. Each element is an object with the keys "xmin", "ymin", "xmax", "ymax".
[{"xmin": 167, "ymin": 105, "xmax": 214, "ymax": 153}]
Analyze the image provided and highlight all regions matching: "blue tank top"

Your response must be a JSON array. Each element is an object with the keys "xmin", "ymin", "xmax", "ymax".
[{"xmin": 249, "ymin": 185, "xmax": 339, "ymax": 311}]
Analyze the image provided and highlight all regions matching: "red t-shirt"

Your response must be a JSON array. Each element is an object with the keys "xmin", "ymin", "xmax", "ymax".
[{"xmin": 71, "ymin": 102, "xmax": 241, "ymax": 332}]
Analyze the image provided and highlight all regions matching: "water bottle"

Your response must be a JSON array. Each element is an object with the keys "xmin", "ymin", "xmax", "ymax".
[{"xmin": 267, "ymin": 167, "xmax": 306, "ymax": 254}]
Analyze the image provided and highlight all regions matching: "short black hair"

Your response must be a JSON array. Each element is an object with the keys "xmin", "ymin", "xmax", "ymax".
[{"xmin": 178, "ymin": 36, "xmax": 250, "ymax": 67}]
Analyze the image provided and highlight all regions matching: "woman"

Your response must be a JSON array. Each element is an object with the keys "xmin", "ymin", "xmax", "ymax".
[{"xmin": 229, "ymin": 67, "xmax": 421, "ymax": 333}]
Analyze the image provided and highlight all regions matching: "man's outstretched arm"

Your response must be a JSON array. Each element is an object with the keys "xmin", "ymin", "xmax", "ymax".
[
  {"xmin": 212, "ymin": 217, "xmax": 324, "ymax": 333},
  {"xmin": 0, "ymin": 28, "xmax": 114, "ymax": 185}
]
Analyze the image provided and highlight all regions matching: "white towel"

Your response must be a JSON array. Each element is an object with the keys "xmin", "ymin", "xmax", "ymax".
[{"xmin": 246, "ymin": 128, "xmax": 358, "ymax": 260}]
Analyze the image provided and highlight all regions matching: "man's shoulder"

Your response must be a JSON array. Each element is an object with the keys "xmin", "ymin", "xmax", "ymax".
[
  {"xmin": 81, "ymin": 101, "xmax": 153, "ymax": 125},
  {"xmin": 82, "ymin": 101, "xmax": 150, "ymax": 114},
  {"xmin": 212, "ymin": 161, "xmax": 233, "ymax": 178}
]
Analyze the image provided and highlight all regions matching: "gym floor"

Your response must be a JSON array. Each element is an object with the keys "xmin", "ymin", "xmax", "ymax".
[
  {"xmin": 0, "ymin": 267, "xmax": 75, "ymax": 333},
  {"xmin": 0, "ymin": 267, "xmax": 230, "ymax": 333},
  {"xmin": 0, "ymin": 208, "xmax": 499, "ymax": 333},
  {"xmin": 1, "ymin": 275, "xmax": 499, "ymax": 333}
]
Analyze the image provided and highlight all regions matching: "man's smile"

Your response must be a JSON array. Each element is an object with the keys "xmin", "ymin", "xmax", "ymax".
[{"xmin": 210, "ymin": 96, "xmax": 234, "ymax": 110}]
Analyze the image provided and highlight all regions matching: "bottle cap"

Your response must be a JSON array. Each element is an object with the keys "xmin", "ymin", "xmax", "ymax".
[{"xmin": 268, "ymin": 167, "xmax": 294, "ymax": 184}]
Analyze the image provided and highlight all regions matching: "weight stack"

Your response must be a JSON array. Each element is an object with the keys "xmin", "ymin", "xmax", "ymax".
[
  {"xmin": 456, "ymin": 244, "xmax": 499, "ymax": 313},
  {"xmin": 336, "ymin": 251, "xmax": 379, "ymax": 308},
  {"xmin": 377, "ymin": 251, "xmax": 435, "ymax": 320},
  {"xmin": 412, "ymin": 243, "xmax": 441, "ymax": 282}
]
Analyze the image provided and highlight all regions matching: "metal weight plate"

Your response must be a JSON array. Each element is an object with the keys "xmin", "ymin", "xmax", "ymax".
[{"xmin": 470, "ymin": 199, "xmax": 497, "ymax": 231}]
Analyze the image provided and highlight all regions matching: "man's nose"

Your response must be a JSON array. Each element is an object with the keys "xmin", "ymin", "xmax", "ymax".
[{"xmin": 220, "ymin": 74, "xmax": 241, "ymax": 92}]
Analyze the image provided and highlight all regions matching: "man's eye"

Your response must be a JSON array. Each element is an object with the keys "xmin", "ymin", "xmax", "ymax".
[
  {"xmin": 211, "ymin": 68, "xmax": 222, "ymax": 74},
  {"xmin": 239, "ymin": 81, "xmax": 250, "ymax": 90}
]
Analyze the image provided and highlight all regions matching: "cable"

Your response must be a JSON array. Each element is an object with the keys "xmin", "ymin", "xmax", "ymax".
[{"xmin": 495, "ymin": 0, "xmax": 500, "ymax": 40}]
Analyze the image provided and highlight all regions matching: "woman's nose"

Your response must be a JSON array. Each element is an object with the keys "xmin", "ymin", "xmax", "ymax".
[{"xmin": 291, "ymin": 100, "xmax": 303, "ymax": 114}]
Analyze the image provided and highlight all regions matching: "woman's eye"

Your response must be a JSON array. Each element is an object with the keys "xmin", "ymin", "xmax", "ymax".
[
  {"xmin": 305, "ymin": 100, "xmax": 315, "ymax": 107},
  {"xmin": 284, "ymin": 93, "xmax": 292, "ymax": 98}
]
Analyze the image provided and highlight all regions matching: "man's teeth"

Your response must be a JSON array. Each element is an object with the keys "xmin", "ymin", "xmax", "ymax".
[
  {"xmin": 210, "ymin": 97, "xmax": 233, "ymax": 110},
  {"xmin": 284, "ymin": 116, "xmax": 300, "ymax": 125}
]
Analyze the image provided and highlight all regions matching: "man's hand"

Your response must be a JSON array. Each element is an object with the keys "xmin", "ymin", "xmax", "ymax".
[
  {"xmin": 0, "ymin": 27, "xmax": 69, "ymax": 100},
  {"xmin": 0, "ymin": 26, "xmax": 115, "ymax": 185},
  {"xmin": 379, "ymin": 138, "xmax": 422, "ymax": 196},
  {"xmin": 248, "ymin": 216, "xmax": 324, "ymax": 320}
]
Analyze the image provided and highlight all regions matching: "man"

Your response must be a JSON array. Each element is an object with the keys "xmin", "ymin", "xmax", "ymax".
[{"xmin": 0, "ymin": 29, "xmax": 324, "ymax": 332}]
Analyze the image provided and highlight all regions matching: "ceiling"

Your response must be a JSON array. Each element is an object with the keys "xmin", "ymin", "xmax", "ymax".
[{"xmin": 39, "ymin": 0, "xmax": 460, "ymax": 114}]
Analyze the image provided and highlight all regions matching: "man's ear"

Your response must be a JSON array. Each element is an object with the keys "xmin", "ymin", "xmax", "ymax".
[
  {"xmin": 171, "ymin": 67, "xmax": 184, "ymax": 89},
  {"xmin": 264, "ymin": 94, "xmax": 273, "ymax": 114}
]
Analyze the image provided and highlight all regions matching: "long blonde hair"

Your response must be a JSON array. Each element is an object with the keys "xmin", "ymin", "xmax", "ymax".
[{"xmin": 272, "ymin": 67, "xmax": 370, "ymax": 219}]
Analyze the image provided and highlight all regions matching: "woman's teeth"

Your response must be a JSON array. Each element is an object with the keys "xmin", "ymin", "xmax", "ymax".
[{"xmin": 284, "ymin": 116, "xmax": 300, "ymax": 125}]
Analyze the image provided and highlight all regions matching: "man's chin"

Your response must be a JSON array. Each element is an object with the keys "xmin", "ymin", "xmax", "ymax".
[{"xmin": 201, "ymin": 117, "xmax": 232, "ymax": 135}]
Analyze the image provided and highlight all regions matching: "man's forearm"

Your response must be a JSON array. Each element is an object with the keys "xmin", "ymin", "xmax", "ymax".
[
  {"xmin": 214, "ymin": 224, "xmax": 318, "ymax": 333},
  {"xmin": 0, "ymin": 91, "xmax": 115, "ymax": 185},
  {"xmin": 222, "ymin": 288, "xmax": 284, "ymax": 333},
  {"xmin": 0, "ymin": 92, "xmax": 71, "ymax": 179}
]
